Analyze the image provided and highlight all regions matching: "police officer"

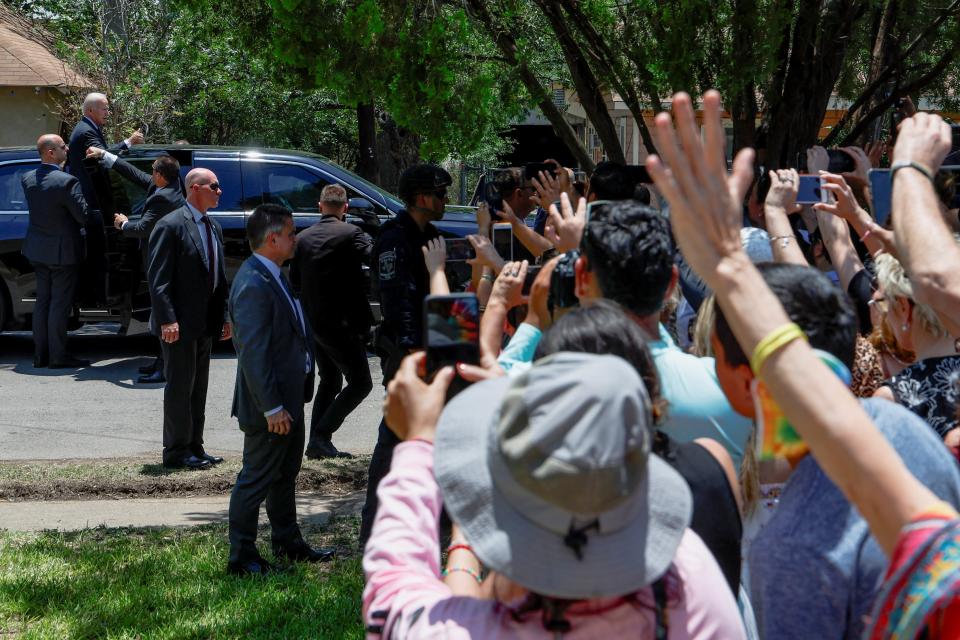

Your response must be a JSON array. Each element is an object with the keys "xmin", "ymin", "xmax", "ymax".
[{"xmin": 358, "ymin": 163, "xmax": 450, "ymax": 546}]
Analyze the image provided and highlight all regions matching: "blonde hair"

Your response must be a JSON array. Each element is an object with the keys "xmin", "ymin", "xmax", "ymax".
[
  {"xmin": 692, "ymin": 295, "xmax": 716, "ymax": 357},
  {"xmin": 874, "ymin": 253, "xmax": 948, "ymax": 339}
]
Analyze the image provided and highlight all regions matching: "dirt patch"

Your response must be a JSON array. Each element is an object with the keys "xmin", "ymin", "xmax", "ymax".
[{"xmin": 0, "ymin": 456, "xmax": 369, "ymax": 502}]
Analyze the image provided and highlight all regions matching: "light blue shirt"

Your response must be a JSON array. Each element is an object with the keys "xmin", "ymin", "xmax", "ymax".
[
  {"xmin": 186, "ymin": 202, "xmax": 219, "ymax": 289},
  {"xmin": 253, "ymin": 253, "xmax": 311, "ymax": 416},
  {"xmin": 497, "ymin": 322, "xmax": 541, "ymax": 377},
  {"xmin": 648, "ymin": 324, "xmax": 753, "ymax": 469}
]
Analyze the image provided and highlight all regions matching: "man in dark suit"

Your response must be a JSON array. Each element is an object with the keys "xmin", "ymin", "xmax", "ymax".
[
  {"xmin": 290, "ymin": 184, "xmax": 373, "ymax": 459},
  {"xmin": 147, "ymin": 168, "xmax": 229, "ymax": 470},
  {"xmin": 20, "ymin": 134, "xmax": 90, "ymax": 369},
  {"xmin": 87, "ymin": 147, "xmax": 185, "ymax": 383},
  {"xmin": 227, "ymin": 204, "xmax": 334, "ymax": 575},
  {"xmin": 67, "ymin": 92, "xmax": 143, "ymax": 305}
]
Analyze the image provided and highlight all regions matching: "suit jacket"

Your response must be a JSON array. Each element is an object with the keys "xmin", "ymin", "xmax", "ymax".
[
  {"xmin": 290, "ymin": 215, "xmax": 373, "ymax": 336},
  {"xmin": 146, "ymin": 205, "xmax": 228, "ymax": 340},
  {"xmin": 229, "ymin": 255, "xmax": 316, "ymax": 433},
  {"xmin": 108, "ymin": 157, "xmax": 186, "ymax": 240},
  {"xmin": 67, "ymin": 117, "xmax": 124, "ymax": 214},
  {"xmin": 20, "ymin": 165, "xmax": 89, "ymax": 266}
]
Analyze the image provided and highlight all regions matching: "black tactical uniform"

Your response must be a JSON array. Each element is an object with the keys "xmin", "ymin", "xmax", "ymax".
[{"xmin": 359, "ymin": 165, "xmax": 450, "ymax": 546}]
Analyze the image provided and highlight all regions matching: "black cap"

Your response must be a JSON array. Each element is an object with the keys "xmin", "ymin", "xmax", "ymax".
[{"xmin": 398, "ymin": 164, "xmax": 452, "ymax": 204}]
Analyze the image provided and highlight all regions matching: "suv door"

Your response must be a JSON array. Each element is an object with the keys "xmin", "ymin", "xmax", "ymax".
[{"xmin": 0, "ymin": 160, "xmax": 38, "ymax": 328}]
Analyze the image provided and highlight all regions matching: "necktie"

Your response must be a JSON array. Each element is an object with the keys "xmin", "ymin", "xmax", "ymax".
[
  {"xmin": 279, "ymin": 273, "xmax": 304, "ymax": 335},
  {"xmin": 200, "ymin": 216, "xmax": 215, "ymax": 292}
]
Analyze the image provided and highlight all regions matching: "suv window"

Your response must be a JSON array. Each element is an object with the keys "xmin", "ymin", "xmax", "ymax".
[
  {"xmin": 0, "ymin": 163, "xmax": 33, "ymax": 211},
  {"xmin": 250, "ymin": 162, "xmax": 330, "ymax": 212},
  {"xmin": 194, "ymin": 158, "xmax": 244, "ymax": 211}
]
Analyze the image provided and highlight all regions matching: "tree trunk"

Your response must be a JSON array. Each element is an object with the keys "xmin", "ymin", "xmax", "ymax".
[
  {"xmin": 535, "ymin": 0, "xmax": 625, "ymax": 163},
  {"xmin": 356, "ymin": 102, "xmax": 381, "ymax": 185},
  {"xmin": 729, "ymin": 0, "xmax": 759, "ymax": 154},
  {"xmin": 462, "ymin": 0, "xmax": 595, "ymax": 171}
]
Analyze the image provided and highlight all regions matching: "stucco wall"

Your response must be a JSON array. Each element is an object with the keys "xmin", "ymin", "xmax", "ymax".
[{"xmin": 0, "ymin": 86, "xmax": 64, "ymax": 147}]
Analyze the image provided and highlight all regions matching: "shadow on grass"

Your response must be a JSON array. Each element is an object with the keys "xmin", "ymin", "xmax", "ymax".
[{"xmin": 0, "ymin": 520, "xmax": 364, "ymax": 639}]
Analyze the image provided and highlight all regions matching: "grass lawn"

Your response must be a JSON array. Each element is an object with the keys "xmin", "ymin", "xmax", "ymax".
[{"xmin": 0, "ymin": 518, "xmax": 365, "ymax": 639}]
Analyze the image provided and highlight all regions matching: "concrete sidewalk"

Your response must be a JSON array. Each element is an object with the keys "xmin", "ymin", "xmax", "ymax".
[{"xmin": 0, "ymin": 490, "xmax": 365, "ymax": 532}]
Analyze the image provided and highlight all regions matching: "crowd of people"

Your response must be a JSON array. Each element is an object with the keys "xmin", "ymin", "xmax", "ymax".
[
  {"xmin": 19, "ymin": 86, "xmax": 960, "ymax": 637},
  {"xmin": 359, "ymin": 94, "xmax": 960, "ymax": 638}
]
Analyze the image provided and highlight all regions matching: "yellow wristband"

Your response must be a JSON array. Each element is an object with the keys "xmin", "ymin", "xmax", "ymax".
[{"xmin": 750, "ymin": 323, "xmax": 807, "ymax": 374}]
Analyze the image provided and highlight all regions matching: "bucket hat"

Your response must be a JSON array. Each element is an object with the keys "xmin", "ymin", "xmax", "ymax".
[{"xmin": 434, "ymin": 352, "xmax": 692, "ymax": 599}]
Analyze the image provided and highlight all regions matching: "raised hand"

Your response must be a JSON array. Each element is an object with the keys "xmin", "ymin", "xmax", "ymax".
[
  {"xmin": 383, "ymin": 352, "xmax": 454, "ymax": 442},
  {"xmin": 645, "ymin": 90, "xmax": 755, "ymax": 285},
  {"xmin": 814, "ymin": 172, "xmax": 859, "ymax": 220},
  {"xmin": 466, "ymin": 233, "xmax": 505, "ymax": 274},
  {"xmin": 421, "ymin": 237, "xmax": 447, "ymax": 275},
  {"xmin": 544, "ymin": 192, "xmax": 587, "ymax": 253},
  {"xmin": 892, "ymin": 112, "xmax": 952, "ymax": 171}
]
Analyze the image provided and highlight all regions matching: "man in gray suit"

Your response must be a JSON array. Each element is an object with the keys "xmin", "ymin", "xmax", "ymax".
[
  {"xmin": 21, "ymin": 134, "xmax": 90, "ymax": 368},
  {"xmin": 227, "ymin": 204, "xmax": 334, "ymax": 576}
]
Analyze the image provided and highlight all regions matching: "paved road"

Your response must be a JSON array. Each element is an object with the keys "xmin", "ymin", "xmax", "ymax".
[{"xmin": 0, "ymin": 325, "xmax": 384, "ymax": 460}]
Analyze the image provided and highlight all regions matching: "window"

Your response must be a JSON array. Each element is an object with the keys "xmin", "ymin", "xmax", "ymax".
[
  {"xmin": 193, "ymin": 158, "xmax": 244, "ymax": 211},
  {"xmin": 553, "ymin": 88, "xmax": 566, "ymax": 108},
  {"xmin": 0, "ymin": 163, "xmax": 33, "ymax": 211},
  {"xmin": 249, "ymin": 163, "xmax": 330, "ymax": 213}
]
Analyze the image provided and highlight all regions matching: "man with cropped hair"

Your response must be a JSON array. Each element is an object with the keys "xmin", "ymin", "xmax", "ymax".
[{"xmin": 290, "ymin": 184, "xmax": 374, "ymax": 459}]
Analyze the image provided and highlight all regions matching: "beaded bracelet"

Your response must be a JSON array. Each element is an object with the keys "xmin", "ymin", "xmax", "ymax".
[
  {"xmin": 750, "ymin": 322, "xmax": 807, "ymax": 375},
  {"xmin": 442, "ymin": 566, "xmax": 483, "ymax": 584}
]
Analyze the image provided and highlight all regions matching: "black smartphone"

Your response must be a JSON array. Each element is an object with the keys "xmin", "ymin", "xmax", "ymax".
[
  {"xmin": 137, "ymin": 122, "xmax": 149, "ymax": 137},
  {"xmin": 525, "ymin": 161, "xmax": 559, "ymax": 180},
  {"xmin": 444, "ymin": 237, "xmax": 475, "ymax": 262},
  {"xmin": 484, "ymin": 171, "xmax": 505, "ymax": 214},
  {"xmin": 795, "ymin": 149, "xmax": 855, "ymax": 174},
  {"xmin": 869, "ymin": 169, "xmax": 892, "ymax": 227},
  {"xmin": 424, "ymin": 293, "xmax": 480, "ymax": 398},
  {"xmin": 492, "ymin": 222, "xmax": 513, "ymax": 261},
  {"xmin": 522, "ymin": 265, "xmax": 542, "ymax": 296},
  {"xmin": 796, "ymin": 175, "xmax": 825, "ymax": 205},
  {"xmin": 548, "ymin": 249, "xmax": 580, "ymax": 313},
  {"xmin": 625, "ymin": 164, "xmax": 652, "ymax": 185}
]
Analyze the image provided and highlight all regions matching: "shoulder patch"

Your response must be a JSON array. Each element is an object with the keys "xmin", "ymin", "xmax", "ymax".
[{"xmin": 379, "ymin": 250, "xmax": 397, "ymax": 281}]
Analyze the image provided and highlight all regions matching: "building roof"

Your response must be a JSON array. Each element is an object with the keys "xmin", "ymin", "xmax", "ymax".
[{"xmin": 0, "ymin": 5, "xmax": 90, "ymax": 88}]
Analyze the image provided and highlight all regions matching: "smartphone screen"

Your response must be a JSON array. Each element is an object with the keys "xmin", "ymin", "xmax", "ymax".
[
  {"xmin": 444, "ymin": 237, "xmax": 475, "ymax": 262},
  {"xmin": 522, "ymin": 265, "xmax": 542, "ymax": 296},
  {"xmin": 424, "ymin": 294, "xmax": 480, "ymax": 381},
  {"xmin": 796, "ymin": 175, "xmax": 823, "ymax": 205},
  {"xmin": 869, "ymin": 169, "xmax": 892, "ymax": 226},
  {"xmin": 492, "ymin": 223, "xmax": 513, "ymax": 261}
]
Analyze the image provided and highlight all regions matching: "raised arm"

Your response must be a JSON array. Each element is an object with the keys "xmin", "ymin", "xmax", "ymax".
[
  {"xmin": 647, "ymin": 90, "xmax": 938, "ymax": 555},
  {"xmin": 890, "ymin": 113, "xmax": 960, "ymax": 337}
]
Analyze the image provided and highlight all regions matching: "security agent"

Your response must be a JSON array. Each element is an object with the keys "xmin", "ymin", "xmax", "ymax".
[{"xmin": 358, "ymin": 163, "xmax": 450, "ymax": 546}]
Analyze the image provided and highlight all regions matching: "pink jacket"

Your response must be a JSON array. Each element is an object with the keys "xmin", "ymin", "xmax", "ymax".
[{"xmin": 362, "ymin": 441, "xmax": 745, "ymax": 639}]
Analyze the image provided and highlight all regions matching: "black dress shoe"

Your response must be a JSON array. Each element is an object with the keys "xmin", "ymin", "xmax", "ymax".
[
  {"xmin": 163, "ymin": 455, "xmax": 211, "ymax": 470},
  {"xmin": 33, "ymin": 357, "xmax": 48, "ymax": 368},
  {"xmin": 49, "ymin": 356, "xmax": 91, "ymax": 369},
  {"xmin": 137, "ymin": 369, "xmax": 166, "ymax": 384},
  {"xmin": 195, "ymin": 452, "xmax": 224, "ymax": 465},
  {"xmin": 138, "ymin": 357, "xmax": 161, "ymax": 374},
  {"xmin": 273, "ymin": 540, "xmax": 335, "ymax": 563},
  {"xmin": 227, "ymin": 557, "xmax": 280, "ymax": 577},
  {"xmin": 305, "ymin": 440, "xmax": 354, "ymax": 460}
]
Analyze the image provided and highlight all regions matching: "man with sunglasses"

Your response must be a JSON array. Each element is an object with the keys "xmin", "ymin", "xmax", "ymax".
[
  {"xmin": 147, "ymin": 168, "xmax": 231, "ymax": 469},
  {"xmin": 21, "ymin": 134, "xmax": 91, "ymax": 369},
  {"xmin": 86, "ymin": 148, "xmax": 186, "ymax": 383},
  {"xmin": 359, "ymin": 163, "xmax": 450, "ymax": 547}
]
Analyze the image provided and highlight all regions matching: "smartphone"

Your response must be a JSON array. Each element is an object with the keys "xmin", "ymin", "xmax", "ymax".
[
  {"xmin": 869, "ymin": 169, "xmax": 892, "ymax": 226},
  {"xmin": 525, "ymin": 161, "xmax": 559, "ymax": 180},
  {"xmin": 795, "ymin": 148, "xmax": 855, "ymax": 174},
  {"xmin": 444, "ymin": 237, "xmax": 475, "ymax": 262},
  {"xmin": 492, "ymin": 222, "xmax": 513, "ymax": 261},
  {"xmin": 795, "ymin": 175, "xmax": 824, "ymax": 205},
  {"xmin": 483, "ymin": 171, "xmax": 505, "ymax": 214},
  {"xmin": 424, "ymin": 293, "xmax": 480, "ymax": 398},
  {"xmin": 625, "ymin": 164, "xmax": 652, "ymax": 185},
  {"xmin": 522, "ymin": 265, "xmax": 542, "ymax": 296},
  {"xmin": 137, "ymin": 122, "xmax": 149, "ymax": 137}
]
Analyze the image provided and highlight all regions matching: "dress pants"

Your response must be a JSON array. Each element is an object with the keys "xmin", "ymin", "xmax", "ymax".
[
  {"xmin": 31, "ymin": 262, "xmax": 79, "ymax": 363},
  {"xmin": 160, "ymin": 336, "xmax": 212, "ymax": 465},
  {"xmin": 228, "ymin": 416, "xmax": 305, "ymax": 563},
  {"xmin": 308, "ymin": 328, "xmax": 373, "ymax": 447}
]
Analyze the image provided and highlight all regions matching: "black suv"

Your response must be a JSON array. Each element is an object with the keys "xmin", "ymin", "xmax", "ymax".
[{"xmin": 0, "ymin": 145, "xmax": 479, "ymax": 333}]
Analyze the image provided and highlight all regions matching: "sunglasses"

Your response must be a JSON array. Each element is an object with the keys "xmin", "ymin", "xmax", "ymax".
[
  {"xmin": 434, "ymin": 189, "xmax": 448, "ymax": 200},
  {"xmin": 198, "ymin": 182, "xmax": 220, "ymax": 192}
]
